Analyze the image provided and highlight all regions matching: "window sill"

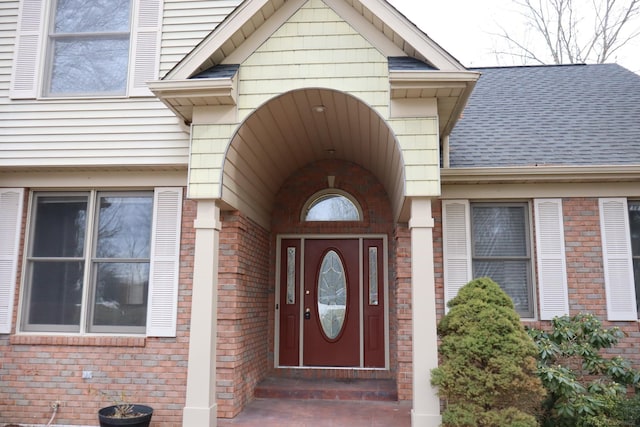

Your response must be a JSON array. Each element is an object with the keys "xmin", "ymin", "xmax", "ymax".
[{"xmin": 10, "ymin": 334, "xmax": 146, "ymax": 347}]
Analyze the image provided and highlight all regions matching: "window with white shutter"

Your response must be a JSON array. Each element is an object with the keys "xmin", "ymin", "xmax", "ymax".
[
  {"xmin": 628, "ymin": 201, "xmax": 640, "ymax": 317},
  {"xmin": 20, "ymin": 188, "xmax": 182, "ymax": 335},
  {"xmin": 0, "ymin": 189, "xmax": 25, "ymax": 334},
  {"xmin": 146, "ymin": 187, "xmax": 183, "ymax": 337},
  {"xmin": 599, "ymin": 198, "xmax": 638, "ymax": 321},
  {"xmin": 442, "ymin": 200, "xmax": 472, "ymax": 310},
  {"xmin": 442, "ymin": 200, "xmax": 537, "ymax": 318},
  {"xmin": 10, "ymin": 0, "xmax": 161, "ymax": 99},
  {"xmin": 534, "ymin": 199, "xmax": 569, "ymax": 320},
  {"xmin": 471, "ymin": 202, "xmax": 534, "ymax": 317}
]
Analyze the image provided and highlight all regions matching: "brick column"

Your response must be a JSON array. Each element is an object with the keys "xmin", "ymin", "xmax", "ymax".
[
  {"xmin": 183, "ymin": 200, "xmax": 220, "ymax": 426},
  {"xmin": 408, "ymin": 197, "xmax": 441, "ymax": 426}
]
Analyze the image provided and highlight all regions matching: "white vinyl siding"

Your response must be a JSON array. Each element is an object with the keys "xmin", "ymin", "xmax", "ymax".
[
  {"xmin": 599, "ymin": 198, "xmax": 638, "ymax": 321},
  {"xmin": 534, "ymin": 199, "xmax": 569, "ymax": 320},
  {"xmin": 0, "ymin": 189, "xmax": 24, "ymax": 334},
  {"xmin": 442, "ymin": 200, "xmax": 472, "ymax": 310},
  {"xmin": 146, "ymin": 187, "xmax": 183, "ymax": 337},
  {"xmin": 2, "ymin": 0, "xmax": 190, "ymax": 167}
]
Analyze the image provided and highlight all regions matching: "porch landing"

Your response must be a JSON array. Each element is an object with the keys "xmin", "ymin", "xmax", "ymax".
[{"xmin": 217, "ymin": 377, "xmax": 411, "ymax": 426}]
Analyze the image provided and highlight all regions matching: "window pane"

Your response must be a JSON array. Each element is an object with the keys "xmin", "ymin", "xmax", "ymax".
[
  {"xmin": 286, "ymin": 247, "xmax": 296, "ymax": 304},
  {"xmin": 634, "ymin": 259, "xmax": 640, "ymax": 315},
  {"xmin": 305, "ymin": 194, "xmax": 360, "ymax": 221},
  {"xmin": 96, "ymin": 195, "xmax": 153, "ymax": 259},
  {"xmin": 50, "ymin": 37, "xmax": 130, "ymax": 95},
  {"xmin": 474, "ymin": 260, "xmax": 531, "ymax": 315},
  {"xmin": 629, "ymin": 202, "xmax": 640, "ymax": 256},
  {"xmin": 32, "ymin": 196, "xmax": 87, "ymax": 258},
  {"xmin": 92, "ymin": 262, "xmax": 149, "ymax": 328},
  {"xmin": 55, "ymin": 0, "xmax": 131, "ymax": 33},
  {"xmin": 318, "ymin": 250, "xmax": 347, "ymax": 339},
  {"xmin": 28, "ymin": 261, "xmax": 83, "ymax": 329},
  {"xmin": 369, "ymin": 247, "xmax": 379, "ymax": 305},
  {"xmin": 629, "ymin": 202, "xmax": 640, "ymax": 315},
  {"xmin": 472, "ymin": 206, "xmax": 527, "ymax": 256}
]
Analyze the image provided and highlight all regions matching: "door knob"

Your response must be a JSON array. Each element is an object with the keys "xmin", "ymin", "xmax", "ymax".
[{"xmin": 304, "ymin": 308, "xmax": 311, "ymax": 320}]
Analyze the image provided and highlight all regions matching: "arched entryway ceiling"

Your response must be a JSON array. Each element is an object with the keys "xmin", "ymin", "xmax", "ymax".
[{"xmin": 221, "ymin": 88, "xmax": 403, "ymax": 225}]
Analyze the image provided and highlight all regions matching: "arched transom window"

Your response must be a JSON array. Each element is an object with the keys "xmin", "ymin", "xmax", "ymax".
[{"xmin": 302, "ymin": 190, "xmax": 362, "ymax": 221}]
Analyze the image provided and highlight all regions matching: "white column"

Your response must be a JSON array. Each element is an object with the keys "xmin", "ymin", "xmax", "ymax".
[
  {"xmin": 408, "ymin": 198, "xmax": 442, "ymax": 426},
  {"xmin": 183, "ymin": 200, "xmax": 220, "ymax": 427}
]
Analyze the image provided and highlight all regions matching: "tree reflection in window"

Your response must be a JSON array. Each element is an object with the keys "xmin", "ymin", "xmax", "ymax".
[
  {"xmin": 304, "ymin": 193, "xmax": 361, "ymax": 221},
  {"xmin": 49, "ymin": 0, "xmax": 131, "ymax": 95}
]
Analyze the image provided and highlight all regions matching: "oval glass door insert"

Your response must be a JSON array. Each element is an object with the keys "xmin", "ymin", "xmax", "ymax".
[{"xmin": 317, "ymin": 250, "xmax": 347, "ymax": 340}]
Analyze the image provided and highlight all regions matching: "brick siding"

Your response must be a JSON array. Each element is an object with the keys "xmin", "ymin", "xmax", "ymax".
[{"xmin": 0, "ymin": 193, "xmax": 195, "ymax": 427}]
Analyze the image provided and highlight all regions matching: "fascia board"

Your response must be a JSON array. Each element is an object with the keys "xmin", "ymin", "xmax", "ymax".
[
  {"xmin": 358, "ymin": 0, "xmax": 467, "ymax": 71},
  {"xmin": 165, "ymin": 0, "xmax": 272, "ymax": 80},
  {"xmin": 389, "ymin": 70, "xmax": 481, "ymax": 89},
  {"xmin": 441, "ymin": 165, "xmax": 640, "ymax": 184}
]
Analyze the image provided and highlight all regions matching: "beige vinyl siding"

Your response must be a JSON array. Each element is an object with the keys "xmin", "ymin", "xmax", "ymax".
[
  {"xmin": 0, "ymin": 98, "xmax": 189, "ymax": 167},
  {"xmin": 160, "ymin": 0, "xmax": 241, "ymax": 75},
  {"xmin": 0, "ymin": 0, "xmax": 239, "ymax": 169},
  {"xmin": 237, "ymin": 0, "xmax": 389, "ymax": 121},
  {"xmin": 190, "ymin": 0, "xmax": 441, "ymax": 224}
]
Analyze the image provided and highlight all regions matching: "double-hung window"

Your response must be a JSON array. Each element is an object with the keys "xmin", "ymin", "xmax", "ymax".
[
  {"xmin": 443, "ymin": 199, "xmax": 570, "ymax": 319},
  {"xmin": 10, "ymin": 0, "xmax": 161, "ymax": 99},
  {"xmin": 470, "ymin": 203, "xmax": 534, "ymax": 317},
  {"xmin": 47, "ymin": 0, "xmax": 132, "ymax": 96},
  {"xmin": 18, "ymin": 188, "xmax": 182, "ymax": 335}
]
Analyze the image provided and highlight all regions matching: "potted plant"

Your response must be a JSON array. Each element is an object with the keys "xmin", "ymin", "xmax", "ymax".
[{"xmin": 96, "ymin": 390, "xmax": 153, "ymax": 427}]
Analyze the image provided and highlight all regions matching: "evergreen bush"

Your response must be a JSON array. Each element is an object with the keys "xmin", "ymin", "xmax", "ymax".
[
  {"xmin": 528, "ymin": 313, "xmax": 640, "ymax": 427},
  {"xmin": 431, "ymin": 277, "xmax": 546, "ymax": 427}
]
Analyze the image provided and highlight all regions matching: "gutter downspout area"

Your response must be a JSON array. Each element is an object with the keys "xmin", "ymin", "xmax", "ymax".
[{"xmin": 441, "ymin": 135, "xmax": 450, "ymax": 168}]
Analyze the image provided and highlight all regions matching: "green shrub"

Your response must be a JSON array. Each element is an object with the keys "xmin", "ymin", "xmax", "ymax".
[
  {"xmin": 528, "ymin": 313, "xmax": 640, "ymax": 427},
  {"xmin": 431, "ymin": 277, "xmax": 546, "ymax": 427}
]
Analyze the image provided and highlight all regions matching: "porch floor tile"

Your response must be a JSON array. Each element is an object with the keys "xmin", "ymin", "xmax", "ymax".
[{"xmin": 216, "ymin": 398, "xmax": 411, "ymax": 426}]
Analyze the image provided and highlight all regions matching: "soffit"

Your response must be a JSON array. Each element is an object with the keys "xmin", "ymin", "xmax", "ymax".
[{"xmin": 224, "ymin": 88, "xmax": 403, "ymax": 220}]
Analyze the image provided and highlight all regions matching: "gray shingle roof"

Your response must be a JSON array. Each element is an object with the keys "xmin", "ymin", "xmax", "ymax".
[
  {"xmin": 388, "ymin": 56, "xmax": 437, "ymax": 71},
  {"xmin": 449, "ymin": 64, "xmax": 640, "ymax": 168}
]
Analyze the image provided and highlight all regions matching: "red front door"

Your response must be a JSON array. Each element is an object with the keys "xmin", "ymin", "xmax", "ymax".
[
  {"xmin": 278, "ymin": 237, "xmax": 385, "ymax": 368},
  {"xmin": 303, "ymin": 239, "xmax": 360, "ymax": 366}
]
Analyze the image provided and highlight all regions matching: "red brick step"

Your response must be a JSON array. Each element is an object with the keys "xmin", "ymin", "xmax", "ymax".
[{"xmin": 254, "ymin": 377, "xmax": 398, "ymax": 402}]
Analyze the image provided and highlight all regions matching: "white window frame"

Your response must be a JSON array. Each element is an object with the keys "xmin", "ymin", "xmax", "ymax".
[
  {"xmin": 44, "ymin": 0, "xmax": 133, "ymax": 97},
  {"xmin": 18, "ymin": 187, "xmax": 182, "ymax": 336},
  {"xmin": 301, "ymin": 189, "xmax": 363, "ymax": 222},
  {"xmin": 10, "ymin": 0, "xmax": 161, "ymax": 99},
  {"xmin": 630, "ymin": 200, "xmax": 640, "ymax": 317},
  {"xmin": 470, "ymin": 201, "xmax": 535, "ymax": 318}
]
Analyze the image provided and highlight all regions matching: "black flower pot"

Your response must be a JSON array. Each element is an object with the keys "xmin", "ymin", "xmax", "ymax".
[{"xmin": 98, "ymin": 405, "xmax": 153, "ymax": 427}]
